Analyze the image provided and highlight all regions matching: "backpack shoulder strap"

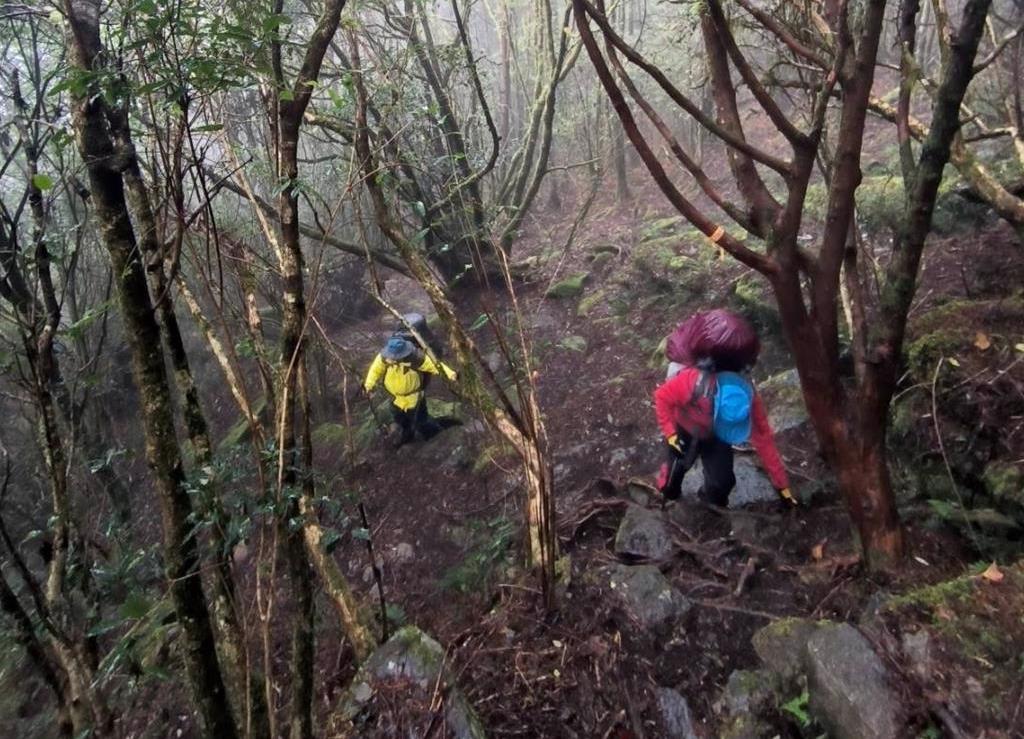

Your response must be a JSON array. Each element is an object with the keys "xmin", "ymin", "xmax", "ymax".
[{"xmin": 692, "ymin": 370, "xmax": 715, "ymax": 403}]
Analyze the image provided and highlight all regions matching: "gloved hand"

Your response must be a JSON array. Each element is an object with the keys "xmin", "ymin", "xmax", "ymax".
[
  {"xmin": 777, "ymin": 487, "xmax": 799, "ymax": 506},
  {"xmin": 666, "ymin": 433, "xmax": 684, "ymax": 454}
]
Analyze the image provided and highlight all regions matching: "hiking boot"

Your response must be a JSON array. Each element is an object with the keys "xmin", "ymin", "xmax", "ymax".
[{"xmin": 390, "ymin": 429, "xmax": 414, "ymax": 449}]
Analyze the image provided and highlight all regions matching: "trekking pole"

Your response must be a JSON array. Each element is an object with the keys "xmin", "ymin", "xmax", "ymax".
[{"xmin": 358, "ymin": 501, "xmax": 389, "ymax": 642}]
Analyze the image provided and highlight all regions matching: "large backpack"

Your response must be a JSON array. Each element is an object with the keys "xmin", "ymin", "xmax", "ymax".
[
  {"xmin": 683, "ymin": 369, "xmax": 755, "ymax": 445},
  {"xmin": 394, "ymin": 312, "xmax": 443, "ymax": 360},
  {"xmin": 712, "ymin": 371, "xmax": 754, "ymax": 445},
  {"xmin": 666, "ymin": 310, "xmax": 760, "ymax": 372}
]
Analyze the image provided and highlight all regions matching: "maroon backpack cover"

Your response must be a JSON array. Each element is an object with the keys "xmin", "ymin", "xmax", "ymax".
[{"xmin": 665, "ymin": 309, "xmax": 760, "ymax": 371}]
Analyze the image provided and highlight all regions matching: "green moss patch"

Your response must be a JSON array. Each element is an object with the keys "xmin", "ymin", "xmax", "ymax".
[
  {"xmin": 881, "ymin": 563, "xmax": 1024, "ymax": 729},
  {"xmin": 545, "ymin": 273, "xmax": 588, "ymax": 299}
]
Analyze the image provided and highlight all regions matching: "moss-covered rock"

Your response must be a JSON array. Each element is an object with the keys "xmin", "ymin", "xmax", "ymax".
[
  {"xmin": 337, "ymin": 626, "xmax": 487, "ymax": 739},
  {"xmin": 984, "ymin": 461, "xmax": 1024, "ymax": 510},
  {"xmin": 641, "ymin": 215, "xmax": 685, "ymax": 240},
  {"xmin": 601, "ymin": 563, "xmax": 691, "ymax": 629},
  {"xmin": 589, "ymin": 243, "xmax": 621, "ymax": 258},
  {"xmin": 577, "ymin": 288, "xmax": 607, "ymax": 317},
  {"xmin": 715, "ymin": 669, "xmax": 776, "ymax": 739},
  {"xmin": 614, "ymin": 504, "xmax": 673, "ymax": 560},
  {"xmin": 557, "ymin": 335, "xmax": 588, "ymax": 353},
  {"xmin": 758, "ymin": 368, "xmax": 808, "ymax": 434},
  {"xmin": 805, "ymin": 623, "xmax": 901, "ymax": 739},
  {"xmin": 426, "ymin": 398, "xmax": 463, "ymax": 420},
  {"xmin": 545, "ymin": 273, "xmax": 588, "ymax": 299},
  {"xmin": 752, "ymin": 617, "xmax": 824, "ymax": 684}
]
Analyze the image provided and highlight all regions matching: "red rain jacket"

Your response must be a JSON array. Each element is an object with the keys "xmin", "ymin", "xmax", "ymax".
[{"xmin": 653, "ymin": 367, "xmax": 789, "ymax": 490}]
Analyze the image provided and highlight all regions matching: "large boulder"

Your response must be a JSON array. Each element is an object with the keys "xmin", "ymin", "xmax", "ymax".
[
  {"xmin": 602, "ymin": 563, "xmax": 691, "ymax": 629},
  {"xmin": 758, "ymin": 368, "xmax": 809, "ymax": 434},
  {"xmin": 614, "ymin": 505, "xmax": 674, "ymax": 560},
  {"xmin": 804, "ymin": 623, "xmax": 901, "ymax": 739},
  {"xmin": 752, "ymin": 617, "xmax": 824, "ymax": 685},
  {"xmin": 680, "ymin": 456, "xmax": 777, "ymax": 506},
  {"xmin": 338, "ymin": 626, "xmax": 486, "ymax": 739},
  {"xmin": 654, "ymin": 687, "xmax": 700, "ymax": 739}
]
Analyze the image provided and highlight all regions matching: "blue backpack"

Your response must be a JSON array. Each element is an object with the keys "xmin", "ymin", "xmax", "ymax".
[{"xmin": 713, "ymin": 372, "xmax": 754, "ymax": 444}]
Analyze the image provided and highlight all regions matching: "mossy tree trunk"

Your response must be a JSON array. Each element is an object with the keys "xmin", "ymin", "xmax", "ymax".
[
  {"xmin": 62, "ymin": 2, "xmax": 238, "ymax": 735},
  {"xmin": 3, "ymin": 63, "xmax": 112, "ymax": 739},
  {"xmin": 268, "ymin": 8, "xmax": 375, "ymax": 736},
  {"xmin": 110, "ymin": 96, "xmax": 269, "ymax": 738},
  {"xmin": 351, "ymin": 38, "xmax": 559, "ymax": 607}
]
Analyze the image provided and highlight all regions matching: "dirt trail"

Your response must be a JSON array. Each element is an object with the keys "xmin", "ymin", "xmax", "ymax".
[{"xmin": 314, "ymin": 173, "xmax": 1010, "ymax": 735}]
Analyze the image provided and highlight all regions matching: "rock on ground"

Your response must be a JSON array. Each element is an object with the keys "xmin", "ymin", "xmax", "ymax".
[
  {"xmin": 655, "ymin": 687, "xmax": 700, "ymax": 739},
  {"xmin": 718, "ymin": 669, "xmax": 776, "ymax": 716},
  {"xmin": 614, "ymin": 504, "xmax": 674, "ymax": 560},
  {"xmin": 680, "ymin": 456, "xmax": 777, "ymax": 506},
  {"xmin": 716, "ymin": 670, "xmax": 775, "ymax": 739},
  {"xmin": 758, "ymin": 368, "xmax": 809, "ymax": 434},
  {"xmin": 338, "ymin": 626, "xmax": 486, "ymax": 739},
  {"xmin": 804, "ymin": 623, "xmax": 901, "ymax": 739},
  {"xmin": 391, "ymin": 542, "xmax": 414, "ymax": 564},
  {"xmin": 602, "ymin": 563, "xmax": 690, "ymax": 629},
  {"xmin": 752, "ymin": 617, "xmax": 823, "ymax": 684}
]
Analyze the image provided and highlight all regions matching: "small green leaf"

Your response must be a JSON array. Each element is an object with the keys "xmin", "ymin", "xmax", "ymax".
[
  {"xmin": 352, "ymin": 527, "xmax": 370, "ymax": 541},
  {"xmin": 413, "ymin": 201, "xmax": 426, "ymax": 218},
  {"xmin": 119, "ymin": 591, "xmax": 151, "ymax": 620},
  {"xmin": 32, "ymin": 173, "xmax": 54, "ymax": 191},
  {"xmin": 469, "ymin": 313, "xmax": 489, "ymax": 331},
  {"xmin": 782, "ymin": 690, "xmax": 811, "ymax": 727},
  {"xmin": 262, "ymin": 13, "xmax": 292, "ymax": 33},
  {"xmin": 320, "ymin": 529, "xmax": 342, "ymax": 553}
]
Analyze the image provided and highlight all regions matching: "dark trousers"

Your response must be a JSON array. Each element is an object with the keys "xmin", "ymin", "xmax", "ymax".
[
  {"xmin": 391, "ymin": 400, "xmax": 440, "ymax": 443},
  {"xmin": 658, "ymin": 431, "xmax": 736, "ymax": 505}
]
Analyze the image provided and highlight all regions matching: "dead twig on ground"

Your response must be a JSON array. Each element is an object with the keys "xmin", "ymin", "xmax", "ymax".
[
  {"xmin": 558, "ymin": 497, "xmax": 630, "ymax": 542},
  {"xmin": 693, "ymin": 599, "xmax": 784, "ymax": 621},
  {"xmin": 734, "ymin": 556, "xmax": 758, "ymax": 596}
]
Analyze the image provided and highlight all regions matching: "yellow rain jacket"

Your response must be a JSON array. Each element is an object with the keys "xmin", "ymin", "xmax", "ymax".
[{"xmin": 363, "ymin": 353, "xmax": 457, "ymax": 410}]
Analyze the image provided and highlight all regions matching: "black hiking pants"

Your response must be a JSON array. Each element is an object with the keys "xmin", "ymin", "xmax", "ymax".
[
  {"xmin": 391, "ymin": 399, "xmax": 441, "ymax": 445},
  {"xmin": 658, "ymin": 431, "xmax": 736, "ymax": 505}
]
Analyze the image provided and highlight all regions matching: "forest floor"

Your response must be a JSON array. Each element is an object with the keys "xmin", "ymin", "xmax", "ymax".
[{"xmin": 311, "ymin": 172, "xmax": 1024, "ymax": 737}]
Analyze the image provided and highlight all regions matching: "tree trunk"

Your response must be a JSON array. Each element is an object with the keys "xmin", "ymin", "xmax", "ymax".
[
  {"xmin": 833, "ymin": 429, "xmax": 905, "ymax": 563},
  {"xmin": 270, "ymin": 3, "xmax": 374, "ymax": 695},
  {"xmin": 352, "ymin": 51, "xmax": 558, "ymax": 607},
  {"xmin": 62, "ymin": 3, "xmax": 239, "ymax": 735}
]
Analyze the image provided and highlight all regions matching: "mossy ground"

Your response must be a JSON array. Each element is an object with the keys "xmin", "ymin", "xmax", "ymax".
[{"xmin": 880, "ymin": 563, "xmax": 1024, "ymax": 732}]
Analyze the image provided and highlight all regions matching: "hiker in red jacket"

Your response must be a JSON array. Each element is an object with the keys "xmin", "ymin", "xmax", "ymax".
[{"xmin": 654, "ymin": 310, "xmax": 796, "ymax": 506}]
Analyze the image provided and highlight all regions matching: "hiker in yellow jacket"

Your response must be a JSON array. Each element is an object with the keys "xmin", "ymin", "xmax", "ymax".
[{"xmin": 364, "ymin": 336, "xmax": 457, "ymax": 447}]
